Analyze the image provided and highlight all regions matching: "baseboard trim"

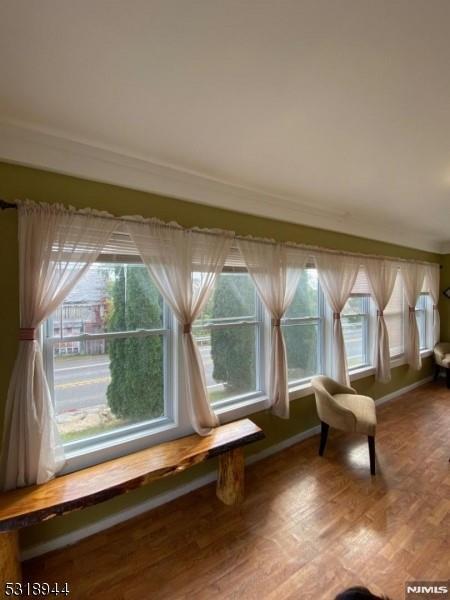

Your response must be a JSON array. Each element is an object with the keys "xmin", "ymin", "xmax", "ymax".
[
  {"xmin": 373, "ymin": 375, "xmax": 433, "ymax": 407},
  {"xmin": 21, "ymin": 375, "xmax": 432, "ymax": 561}
]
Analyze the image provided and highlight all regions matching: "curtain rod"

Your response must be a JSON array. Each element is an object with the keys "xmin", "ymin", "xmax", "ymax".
[
  {"xmin": 0, "ymin": 199, "xmax": 16, "ymax": 210},
  {"xmin": 0, "ymin": 197, "xmax": 442, "ymax": 268}
]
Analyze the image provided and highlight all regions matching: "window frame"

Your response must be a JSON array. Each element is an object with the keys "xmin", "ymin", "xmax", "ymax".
[
  {"xmin": 385, "ymin": 272, "xmax": 405, "ymax": 360},
  {"xmin": 282, "ymin": 269, "xmax": 325, "ymax": 388},
  {"xmin": 415, "ymin": 292, "xmax": 430, "ymax": 351},
  {"xmin": 43, "ymin": 260, "xmax": 176, "ymax": 456},
  {"xmin": 192, "ymin": 266, "xmax": 266, "ymax": 410},
  {"xmin": 341, "ymin": 293, "xmax": 372, "ymax": 372}
]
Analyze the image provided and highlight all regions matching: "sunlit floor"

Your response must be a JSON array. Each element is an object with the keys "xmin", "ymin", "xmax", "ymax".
[{"xmin": 24, "ymin": 381, "xmax": 450, "ymax": 599}]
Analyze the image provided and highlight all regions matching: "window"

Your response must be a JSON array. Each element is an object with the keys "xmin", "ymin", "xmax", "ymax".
[
  {"xmin": 282, "ymin": 268, "xmax": 323, "ymax": 384},
  {"xmin": 193, "ymin": 270, "xmax": 264, "ymax": 406},
  {"xmin": 385, "ymin": 273, "xmax": 404, "ymax": 357},
  {"xmin": 342, "ymin": 295, "xmax": 371, "ymax": 369},
  {"xmin": 415, "ymin": 292, "xmax": 429, "ymax": 350},
  {"xmin": 341, "ymin": 269, "xmax": 371, "ymax": 370},
  {"xmin": 44, "ymin": 262, "xmax": 173, "ymax": 451}
]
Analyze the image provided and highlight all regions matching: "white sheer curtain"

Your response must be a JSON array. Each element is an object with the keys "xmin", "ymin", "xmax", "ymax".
[
  {"xmin": 425, "ymin": 263, "xmax": 440, "ymax": 346},
  {"xmin": 238, "ymin": 240, "xmax": 306, "ymax": 418},
  {"xmin": 365, "ymin": 259, "xmax": 398, "ymax": 382},
  {"xmin": 401, "ymin": 262, "xmax": 426, "ymax": 370},
  {"xmin": 315, "ymin": 253, "xmax": 359, "ymax": 386},
  {"xmin": 127, "ymin": 220, "xmax": 233, "ymax": 436},
  {"xmin": 0, "ymin": 201, "xmax": 117, "ymax": 490}
]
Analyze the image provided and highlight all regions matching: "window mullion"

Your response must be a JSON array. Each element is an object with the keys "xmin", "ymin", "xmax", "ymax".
[{"xmin": 49, "ymin": 328, "xmax": 169, "ymax": 343}]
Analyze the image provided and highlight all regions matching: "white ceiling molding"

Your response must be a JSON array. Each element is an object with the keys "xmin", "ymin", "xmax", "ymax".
[{"xmin": 0, "ymin": 120, "xmax": 444, "ymax": 254}]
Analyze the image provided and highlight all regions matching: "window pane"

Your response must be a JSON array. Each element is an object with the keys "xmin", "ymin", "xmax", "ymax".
[
  {"xmin": 54, "ymin": 335, "xmax": 165, "ymax": 444},
  {"xmin": 283, "ymin": 322, "xmax": 319, "ymax": 382},
  {"xmin": 385, "ymin": 314, "xmax": 404, "ymax": 357},
  {"xmin": 342, "ymin": 315, "xmax": 366, "ymax": 368},
  {"xmin": 342, "ymin": 295, "xmax": 369, "ymax": 369},
  {"xmin": 385, "ymin": 274, "xmax": 404, "ymax": 356},
  {"xmin": 51, "ymin": 263, "xmax": 163, "ymax": 338},
  {"xmin": 343, "ymin": 296, "xmax": 364, "ymax": 315},
  {"xmin": 416, "ymin": 294, "xmax": 428, "ymax": 350},
  {"xmin": 194, "ymin": 325, "xmax": 258, "ymax": 403},
  {"xmin": 193, "ymin": 271, "xmax": 260, "ymax": 404},
  {"xmin": 285, "ymin": 269, "xmax": 319, "ymax": 318},
  {"xmin": 416, "ymin": 311, "xmax": 426, "ymax": 350},
  {"xmin": 196, "ymin": 272, "xmax": 256, "ymax": 326}
]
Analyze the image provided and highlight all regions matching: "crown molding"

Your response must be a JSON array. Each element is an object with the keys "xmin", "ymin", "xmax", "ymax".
[{"xmin": 0, "ymin": 120, "xmax": 444, "ymax": 254}]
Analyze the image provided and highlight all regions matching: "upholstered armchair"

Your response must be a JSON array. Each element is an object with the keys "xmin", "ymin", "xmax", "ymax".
[
  {"xmin": 311, "ymin": 376, "xmax": 377, "ymax": 475},
  {"xmin": 433, "ymin": 342, "xmax": 450, "ymax": 388}
]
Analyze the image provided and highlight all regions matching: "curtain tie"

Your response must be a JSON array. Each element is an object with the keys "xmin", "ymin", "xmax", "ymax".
[
  {"xmin": 333, "ymin": 312, "xmax": 341, "ymax": 320},
  {"xmin": 433, "ymin": 304, "xmax": 438, "ymax": 310},
  {"xmin": 271, "ymin": 318, "xmax": 281, "ymax": 327},
  {"xmin": 408, "ymin": 306, "xmax": 416, "ymax": 314},
  {"xmin": 183, "ymin": 323, "xmax": 192, "ymax": 334},
  {"xmin": 377, "ymin": 310, "xmax": 384, "ymax": 317},
  {"xmin": 19, "ymin": 327, "xmax": 37, "ymax": 341}
]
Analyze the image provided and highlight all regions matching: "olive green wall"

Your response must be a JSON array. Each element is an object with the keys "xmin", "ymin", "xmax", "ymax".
[
  {"xmin": 0, "ymin": 161, "xmax": 440, "ymax": 553},
  {"xmin": 438, "ymin": 254, "xmax": 450, "ymax": 341}
]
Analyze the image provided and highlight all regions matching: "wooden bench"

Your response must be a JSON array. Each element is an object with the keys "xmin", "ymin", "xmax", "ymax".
[{"xmin": 0, "ymin": 418, "xmax": 264, "ymax": 585}]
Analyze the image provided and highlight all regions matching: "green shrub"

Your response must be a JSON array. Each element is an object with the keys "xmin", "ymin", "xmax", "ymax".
[
  {"xmin": 210, "ymin": 274, "xmax": 255, "ymax": 392},
  {"xmin": 107, "ymin": 266, "xmax": 164, "ymax": 420}
]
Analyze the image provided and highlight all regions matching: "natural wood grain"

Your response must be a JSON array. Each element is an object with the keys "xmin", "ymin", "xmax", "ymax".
[
  {"xmin": 216, "ymin": 447, "xmax": 245, "ymax": 505},
  {"xmin": 0, "ymin": 531, "xmax": 20, "ymax": 588},
  {"xmin": 23, "ymin": 381, "xmax": 450, "ymax": 600},
  {"xmin": 0, "ymin": 419, "xmax": 264, "ymax": 532}
]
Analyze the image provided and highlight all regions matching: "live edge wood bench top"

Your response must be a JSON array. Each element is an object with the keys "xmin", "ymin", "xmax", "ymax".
[{"xmin": 0, "ymin": 418, "xmax": 264, "ymax": 533}]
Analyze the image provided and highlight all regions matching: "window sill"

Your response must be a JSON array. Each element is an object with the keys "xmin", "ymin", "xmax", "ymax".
[{"xmin": 216, "ymin": 395, "xmax": 270, "ymax": 424}]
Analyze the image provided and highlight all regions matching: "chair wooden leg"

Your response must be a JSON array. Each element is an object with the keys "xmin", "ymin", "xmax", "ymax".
[
  {"xmin": 368, "ymin": 436, "xmax": 376, "ymax": 476},
  {"xmin": 433, "ymin": 363, "xmax": 440, "ymax": 381},
  {"xmin": 319, "ymin": 421, "xmax": 329, "ymax": 456},
  {"xmin": 446, "ymin": 368, "xmax": 450, "ymax": 389}
]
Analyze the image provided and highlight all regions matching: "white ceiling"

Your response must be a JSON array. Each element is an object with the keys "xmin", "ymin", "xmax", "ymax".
[{"xmin": 0, "ymin": 0, "xmax": 449, "ymax": 253}]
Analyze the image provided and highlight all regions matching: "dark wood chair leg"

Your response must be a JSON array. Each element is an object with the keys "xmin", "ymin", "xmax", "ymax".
[
  {"xmin": 446, "ymin": 368, "xmax": 450, "ymax": 389},
  {"xmin": 433, "ymin": 363, "xmax": 440, "ymax": 381},
  {"xmin": 368, "ymin": 436, "xmax": 376, "ymax": 476},
  {"xmin": 319, "ymin": 421, "xmax": 329, "ymax": 456}
]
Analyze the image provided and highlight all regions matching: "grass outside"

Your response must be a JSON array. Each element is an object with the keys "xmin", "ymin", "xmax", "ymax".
[
  {"xmin": 60, "ymin": 421, "xmax": 126, "ymax": 444},
  {"xmin": 61, "ymin": 388, "xmax": 239, "ymax": 444}
]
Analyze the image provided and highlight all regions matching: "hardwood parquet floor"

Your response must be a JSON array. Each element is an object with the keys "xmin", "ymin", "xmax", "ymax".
[{"xmin": 24, "ymin": 382, "xmax": 450, "ymax": 600}]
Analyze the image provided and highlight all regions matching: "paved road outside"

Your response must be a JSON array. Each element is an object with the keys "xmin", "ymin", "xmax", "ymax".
[{"xmin": 54, "ymin": 345, "xmax": 217, "ymax": 413}]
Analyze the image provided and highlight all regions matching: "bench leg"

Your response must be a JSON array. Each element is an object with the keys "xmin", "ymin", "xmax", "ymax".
[
  {"xmin": 216, "ymin": 448, "xmax": 245, "ymax": 505},
  {"xmin": 0, "ymin": 531, "xmax": 21, "ymax": 589}
]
